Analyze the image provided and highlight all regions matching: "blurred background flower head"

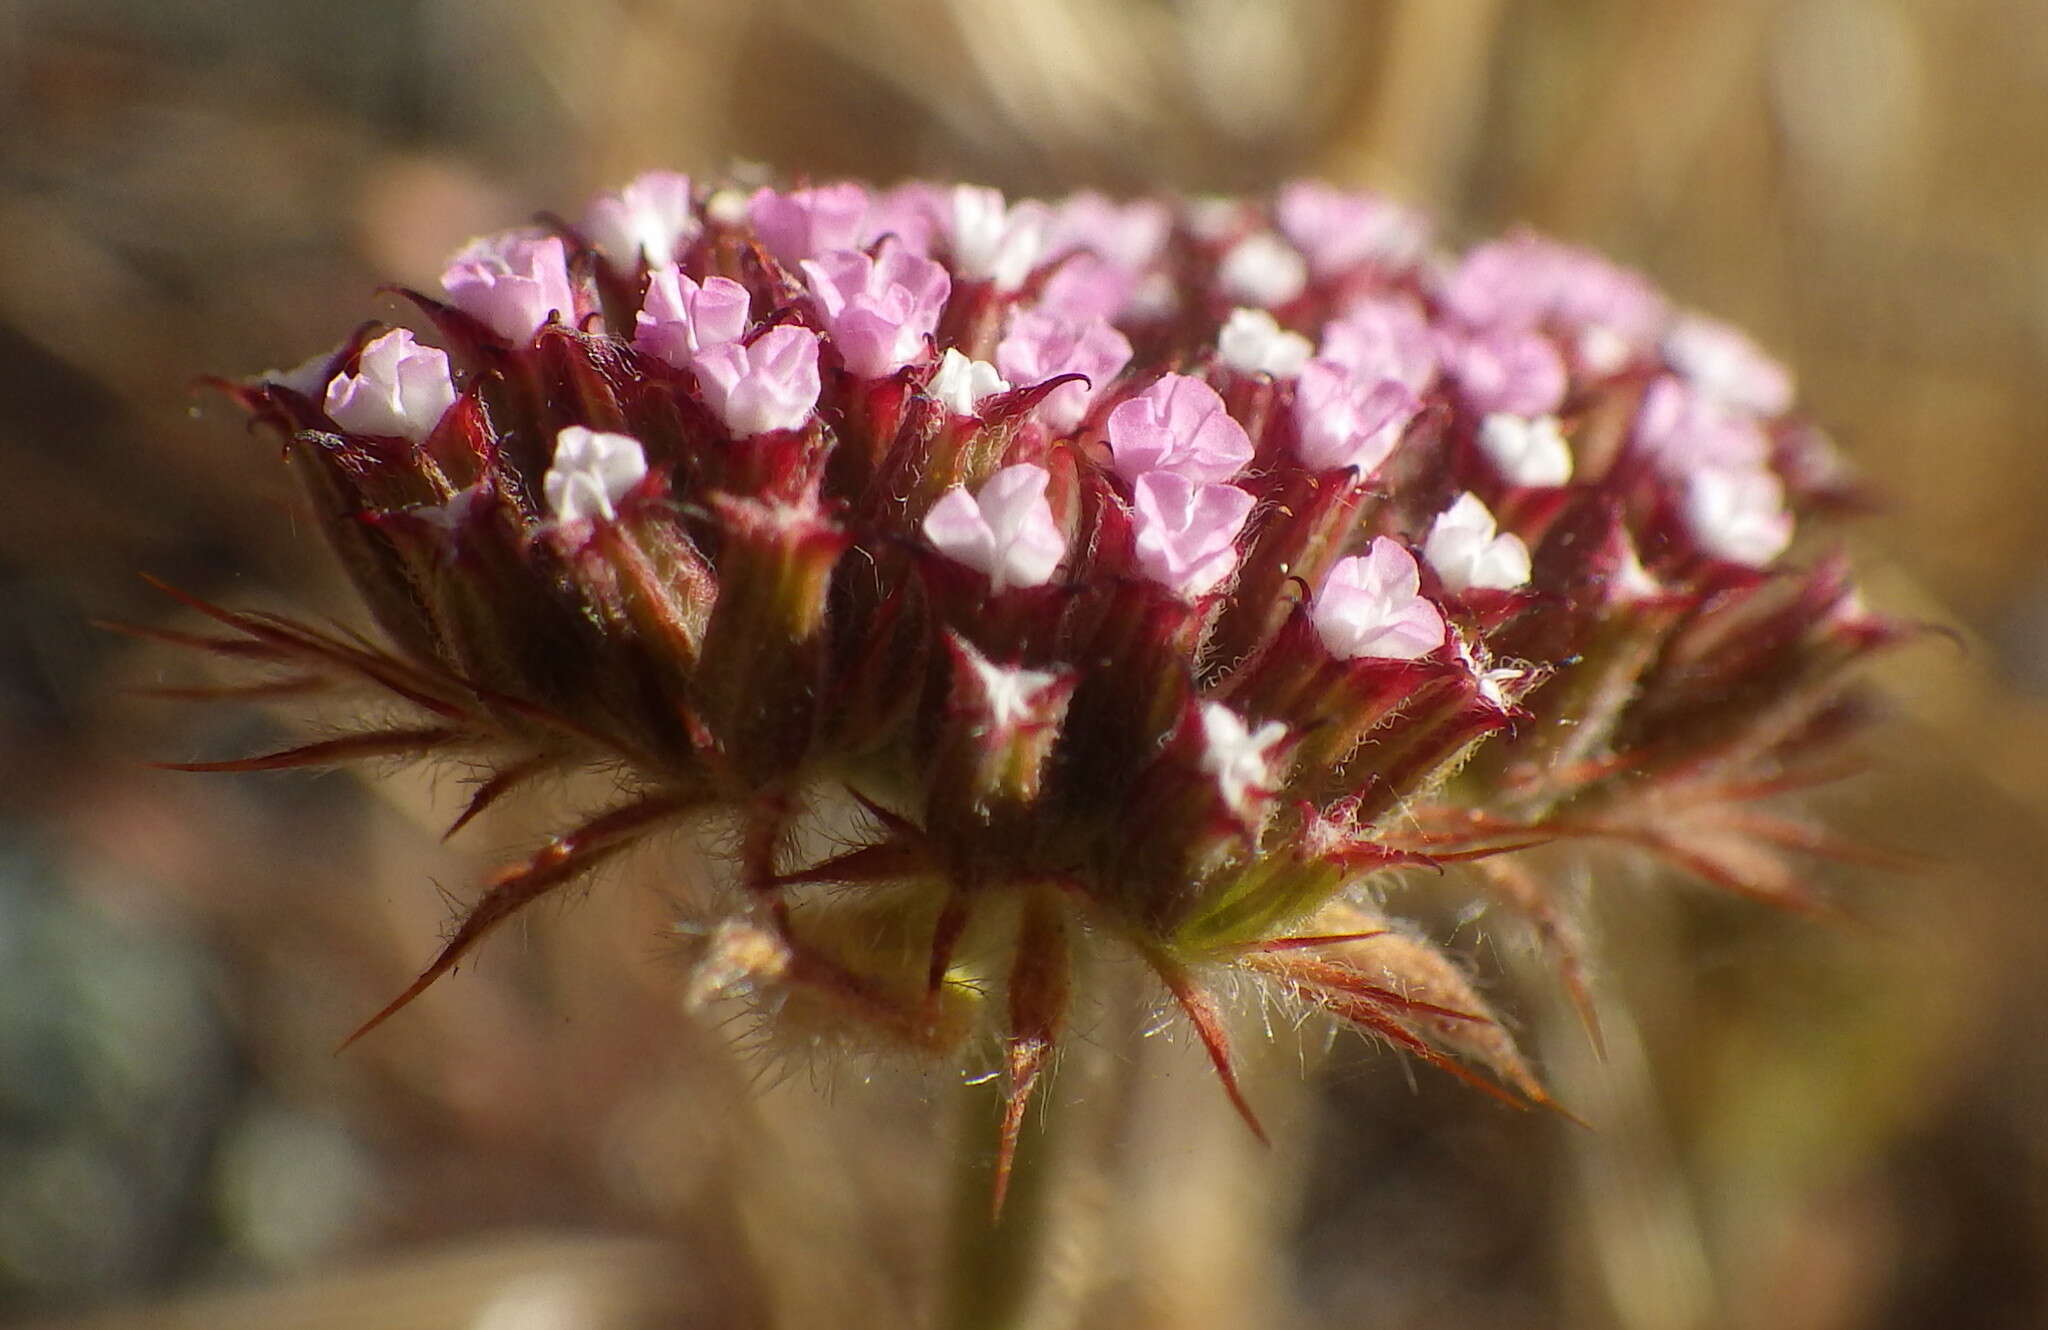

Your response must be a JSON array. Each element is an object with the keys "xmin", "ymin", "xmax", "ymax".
[{"xmin": 4, "ymin": 2, "xmax": 2047, "ymax": 1329}]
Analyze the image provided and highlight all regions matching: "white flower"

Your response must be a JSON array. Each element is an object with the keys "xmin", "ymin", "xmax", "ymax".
[
  {"xmin": 1216, "ymin": 308, "xmax": 1312, "ymax": 378},
  {"xmin": 962, "ymin": 651, "xmax": 1066, "ymax": 731},
  {"xmin": 922, "ymin": 464, "xmax": 1067, "ymax": 592},
  {"xmin": 543, "ymin": 426, "xmax": 648, "ymax": 524},
  {"xmin": 1424, "ymin": 493, "xmax": 1532, "ymax": 593},
  {"xmin": 1216, "ymin": 232, "xmax": 1306, "ymax": 308},
  {"xmin": 323, "ymin": 329, "xmax": 457, "ymax": 444},
  {"xmin": 583, "ymin": 171, "xmax": 700, "ymax": 270},
  {"xmin": 1197, "ymin": 702, "xmax": 1289, "ymax": 818},
  {"xmin": 1683, "ymin": 464, "xmax": 1795, "ymax": 566},
  {"xmin": 927, "ymin": 348, "xmax": 1010, "ymax": 418},
  {"xmin": 948, "ymin": 186, "xmax": 1049, "ymax": 293},
  {"xmin": 1313, "ymin": 539, "xmax": 1446, "ymax": 661},
  {"xmin": 1476, "ymin": 413, "xmax": 1574, "ymax": 487}
]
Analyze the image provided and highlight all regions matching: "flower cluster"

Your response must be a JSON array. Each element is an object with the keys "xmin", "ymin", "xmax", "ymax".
[{"xmin": 188, "ymin": 174, "xmax": 1902, "ymax": 1206}]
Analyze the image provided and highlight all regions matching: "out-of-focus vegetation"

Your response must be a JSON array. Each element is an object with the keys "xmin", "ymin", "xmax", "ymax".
[{"xmin": 2, "ymin": 3, "xmax": 2044, "ymax": 1327}]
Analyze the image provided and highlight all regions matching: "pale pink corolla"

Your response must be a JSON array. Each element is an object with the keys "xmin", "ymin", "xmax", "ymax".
[
  {"xmin": 691, "ymin": 325, "xmax": 822, "ymax": 437},
  {"xmin": 440, "ymin": 231, "xmax": 576, "ymax": 343},
  {"xmin": 922, "ymin": 463, "xmax": 1066, "ymax": 592},
  {"xmin": 1105, "ymin": 374, "xmax": 1254, "ymax": 486},
  {"xmin": 1292, "ymin": 361, "xmax": 1417, "ymax": 476},
  {"xmin": 1273, "ymin": 181, "xmax": 1429, "ymax": 278},
  {"xmin": 635, "ymin": 267, "xmax": 750, "ymax": 370},
  {"xmin": 1437, "ymin": 325, "xmax": 1568, "ymax": 417},
  {"xmin": 1319, "ymin": 294, "xmax": 1438, "ymax": 395},
  {"xmin": 1216, "ymin": 308, "xmax": 1312, "ymax": 379},
  {"xmin": 323, "ymin": 329, "xmax": 456, "ymax": 444},
  {"xmin": 1197, "ymin": 702, "xmax": 1290, "ymax": 819},
  {"xmin": 1424, "ymin": 492, "xmax": 1532, "ymax": 593},
  {"xmin": 583, "ymin": 172, "xmax": 699, "ymax": 271},
  {"xmin": 746, "ymin": 182, "xmax": 870, "ymax": 269},
  {"xmin": 994, "ymin": 307, "xmax": 1133, "ymax": 434},
  {"xmin": 1683, "ymin": 464, "xmax": 1795, "ymax": 566},
  {"xmin": 802, "ymin": 239, "xmax": 951, "ymax": 379},
  {"xmin": 1037, "ymin": 252, "xmax": 1137, "ymax": 323},
  {"xmin": 860, "ymin": 181, "xmax": 945, "ymax": 255},
  {"xmin": 543, "ymin": 426, "xmax": 647, "ymax": 524},
  {"xmin": 1477, "ymin": 413, "xmax": 1574, "ymax": 488},
  {"xmin": 1662, "ymin": 313, "xmax": 1795, "ymax": 418},
  {"xmin": 927, "ymin": 348, "xmax": 1010, "ymax": 418},
  {"xmin": 1045, "ymin": 192, "xmax": 1172, "ymax": 273},
  {"xmin": 1313, "ymin": 539, "xmax": 1446, "ymax": 661},
  {"xmin": 1129, "ymin": 470, "xmax": 1254, "ymax": 599},
  {"xmin": 1633, "ymin": 375, "xmax": 1771, "ymax": 475}
]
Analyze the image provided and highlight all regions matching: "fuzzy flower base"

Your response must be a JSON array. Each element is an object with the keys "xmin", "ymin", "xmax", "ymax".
[{"xmin": 179, "ymin": 174, "xmax": 1905, "ymax": 1207}]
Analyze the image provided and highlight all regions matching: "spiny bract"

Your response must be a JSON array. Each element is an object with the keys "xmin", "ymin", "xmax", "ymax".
[{"xmin": 176, "ymin": 174, "xmax": 1904, "ymax": 1207}]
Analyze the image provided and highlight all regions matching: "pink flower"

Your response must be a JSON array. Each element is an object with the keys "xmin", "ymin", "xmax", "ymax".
[
  {"xmin": 994, "ymin": 308, "xmax": 1133, "ymax": 434},
  {"xmin": 439, "ymin": 231, "xmax": 576, "ymax": 343},
  {"xmin": 1438, "ymin": 232, "xmax": 1571, "ymax": 331},
  {"xmin": 1683, "ymin": 464, "xmax": 1795, "ymax": 566},
  {"xmin": 635, "ymin": 267, "xmax": 750, "ymax": 370},
  {"xmin": 1045, "ymin": 192, "xmax": 1171, "ymax": 273},
  {"xmin": 1037, "ymin": 252, "xmax": 1137, "ymax": 324},
  {"xmin": 1634, "ymin": 375, "xmax": 1770, "ymax": 475},
  {"xmin": 1662, "ymin": 313, "xmax": 1794, "ymax": 417},
  {"xmin": 1424, "ymin": 492, "xmax": 1531, "ymax": 593},
  {"xmin": 1313, "ymin": 539, "xmax": 1446, "ymax": 660},
  {"xmin": 1437, "ymin": 325, "xmax": 1568, "ymax": 417},
  {"xmin": 1216, "ymin": 309, "xmax": 1312, "ymax": 379},
  {"xmin": 1197, "ymin": 702, "xmax": 1290, "ymax": 819},
  {"xmin": 1129, "ymin": 470, "xmax": 1254, "ymax": 598},
  {"xmin": 323, "ymin": 329, "xmax": 456, "ymax": 443},
  {"xmin": 1105, "ymin": 373, "xmax": 1253, "ymax": 486},
  {"xmin": 583, "ymin": 172, "xmax": 699, "ymax": 271},
  {"xmin": 1292, "ymin": 361, "xmax": 1417, "ymax": 475},
  {"xmin": 691, "ymin": 325, "xmax": 822, "ymax": 436},
  {"xmin": 802, "ymin": 239, "xmax": 951, "ymax": 379},
  {"xmin": 946, "ymin": 185, "xmax": 1049, "ymax": 293},
  {"xmin": 1477, "ymin": 413, "xmax": 1573, "ymax": 487},
  {"xmin": 1319, "ymin": 294, "xmax": 1438, "ymax": 395},
  {"xmin": 922, "ymin": 463, "xmax": 1066, "ymax": 592},
  {"xmin": 746, "ymin": 182, "xmax": 870, "ymax": 270},
  {"xmin": 542, "ymin": 426, "xmax": 648, "ymax": 523},
  {"xmin": 861, "ymin": 182, "xmax": 945, "ymax": 255},
  {"xmin": 1273, "ymin": 180, "xmax": 1429, "ymax": 278}
]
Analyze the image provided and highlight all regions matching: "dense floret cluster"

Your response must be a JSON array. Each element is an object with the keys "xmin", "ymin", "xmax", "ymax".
[{"xmin": 187, "ymin": 174, "xmax": 1902, "ymax": 1203}]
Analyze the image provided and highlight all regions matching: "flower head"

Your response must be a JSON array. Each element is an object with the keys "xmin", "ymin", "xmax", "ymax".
[{"xmin": 189, "ymin": 176, "xmax": 1904, "ymax": 1212}]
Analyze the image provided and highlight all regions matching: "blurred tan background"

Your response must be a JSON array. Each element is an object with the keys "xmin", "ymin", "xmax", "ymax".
[{"xmin": 2, "ymin": 2, "xmax": 2046, "ymax": 1327}]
